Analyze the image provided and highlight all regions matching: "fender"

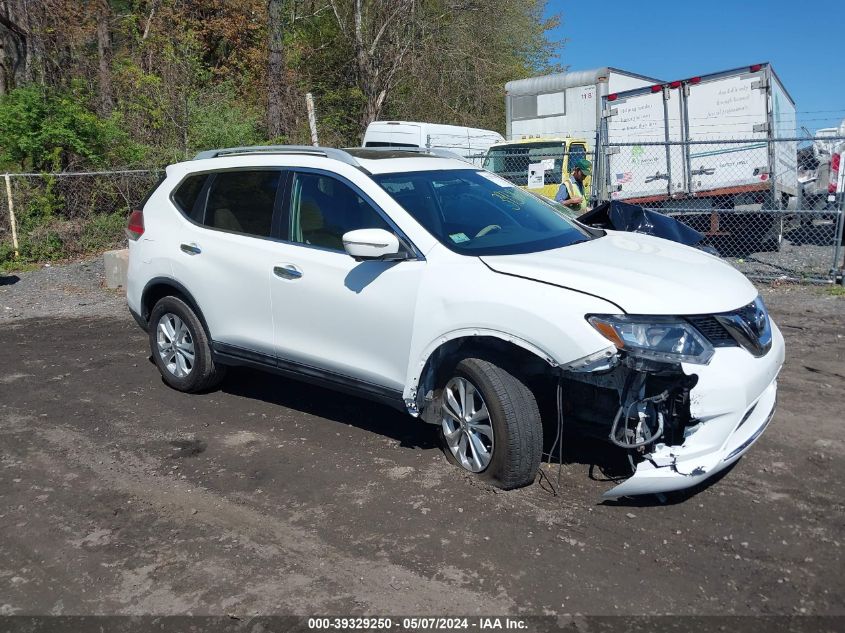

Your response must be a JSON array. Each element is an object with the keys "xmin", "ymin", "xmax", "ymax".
[
  {"xmin": 402, "ymin": 327, "xmax": 560, "ymax": 415},
  {"xmin": 140, "ymin": 276, "xmax": 212, "ymax": 337}
]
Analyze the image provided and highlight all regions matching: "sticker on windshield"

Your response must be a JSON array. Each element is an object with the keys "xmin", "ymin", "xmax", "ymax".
[
  {"xmin": 477, "ymin": 171, "xmax": 514, "ymax": 187},
  {"xmin": 449, "ymin": 232, "xmax": 470, "ymax": 244}
]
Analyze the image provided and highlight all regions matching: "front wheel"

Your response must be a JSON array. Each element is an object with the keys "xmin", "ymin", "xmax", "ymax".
[{"xmin": 439, "ymin": 357, "xmax": 542, "ymax": 489}]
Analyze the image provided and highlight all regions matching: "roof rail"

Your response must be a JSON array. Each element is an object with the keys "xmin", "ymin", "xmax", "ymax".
[
  {"xmin": 352, "ymin": 146, "xmax": 472, "ymax": 163},
  {"xmin": 192, "ymin": 145, "xmax": 361, "ymax": 167}
]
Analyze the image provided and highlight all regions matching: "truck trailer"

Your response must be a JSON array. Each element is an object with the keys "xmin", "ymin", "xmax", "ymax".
[
  {"xmin": 505, "ymin": 67, "xmax": 661, "ymax": 142},
  {"xmin": 483, "ymin": 68, "xmax": 659, "ymax": 198},
  {"xmin": 594, "ymin": 63, "xmax": 797, "ymax": 250}
]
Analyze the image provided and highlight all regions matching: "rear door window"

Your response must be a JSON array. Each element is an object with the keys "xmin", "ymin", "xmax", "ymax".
[{"xmin": 203, "ymin": 170, "xmax": 282, "ymax": 238}]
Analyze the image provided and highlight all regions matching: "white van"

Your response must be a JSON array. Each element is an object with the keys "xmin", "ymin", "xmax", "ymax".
[{"xmin": 362, "ymin": 121, "xmax": 505, "ymax": 165}]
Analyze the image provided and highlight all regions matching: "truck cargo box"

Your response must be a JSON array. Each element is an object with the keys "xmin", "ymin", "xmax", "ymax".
[{"xmin": 598, "ymin": 63, "xmax": 797, "ymax": 205}]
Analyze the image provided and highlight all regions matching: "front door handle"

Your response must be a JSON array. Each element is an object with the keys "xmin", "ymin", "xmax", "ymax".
[
  {"xmin": 273, "ymin": 264, "xmax": 303, "ymax": 280},
  {"xmin": 180, "ymin": 242, "xmax": 202, "ymax": 255}
]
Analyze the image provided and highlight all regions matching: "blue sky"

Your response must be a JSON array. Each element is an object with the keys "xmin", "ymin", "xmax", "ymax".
[{"xmin": 544, "ymin": 1, "xmax": 845, "ymax": 134}]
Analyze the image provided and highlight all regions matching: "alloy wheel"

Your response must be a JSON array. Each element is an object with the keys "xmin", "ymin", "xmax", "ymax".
[
  {"xmin": 156, "ymin": 312, "xmax": 195, "ymax": 378},
  {"xmin": 441, "ymin": 376, "xmax": 494, "ymax": 472}
]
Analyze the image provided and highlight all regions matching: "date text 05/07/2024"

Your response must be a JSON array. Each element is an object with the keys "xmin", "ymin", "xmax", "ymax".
[{"xmin": 306, "ymin": 617, "xmax": 529, "ymax": 630}]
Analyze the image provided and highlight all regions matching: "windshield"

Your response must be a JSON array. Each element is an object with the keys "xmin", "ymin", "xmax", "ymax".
[
  {"xmin": 374, "ymin": 169, "xmax": 593, "ymax": 256},
  {"xmin": 482, "ymin": 142, "xmax": 567, "ymax": 186}
]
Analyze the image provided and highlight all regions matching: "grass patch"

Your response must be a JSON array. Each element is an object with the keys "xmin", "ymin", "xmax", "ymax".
[
  {"xmin": 0, "ymin": 259, "xmax": 39, "ymax": 274},
  {"xmin": 823, "ymin": 285, "xmax": 845, "ymax": 297}
]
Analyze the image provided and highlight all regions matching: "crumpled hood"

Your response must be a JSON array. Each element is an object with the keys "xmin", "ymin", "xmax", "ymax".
[{"xmin": 480, "ymin": 231, "xmax": 758, "ymax": 315}]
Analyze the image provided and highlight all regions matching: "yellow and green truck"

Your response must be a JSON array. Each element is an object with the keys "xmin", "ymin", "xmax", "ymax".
[{"xmin": 482, "ymin": 137, "xmax": 591, "ymax": 201}]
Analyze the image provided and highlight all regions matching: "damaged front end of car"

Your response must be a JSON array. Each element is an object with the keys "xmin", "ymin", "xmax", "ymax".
[{"xmin": 560, "ymin": 296, "xmax": 784, "ymax": 499}]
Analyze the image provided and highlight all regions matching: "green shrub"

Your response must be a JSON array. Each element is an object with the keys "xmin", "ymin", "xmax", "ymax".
[
  {"xmin": 80, "ymin": 212, "xmax": 127, "ymax": 253},
  {"xmin": 189, "ymin": 83, "xmax": 266, "ymax": 153},
  {"xmin": 0, "ymin": 83, "xmax": 144, "ymax": 172}
]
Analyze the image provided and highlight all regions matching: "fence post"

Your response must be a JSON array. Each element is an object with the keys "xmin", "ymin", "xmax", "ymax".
[
  {"xmin": 832, "ymin": 163, "xmax": 845, "ymax": 285},
  {"xmin": 305, "ymin": 93, "xmax": 319, "ymax": 147},
  {"xmin": 4, "ymin": 174, "xmax": 19, "ymax": 258}
]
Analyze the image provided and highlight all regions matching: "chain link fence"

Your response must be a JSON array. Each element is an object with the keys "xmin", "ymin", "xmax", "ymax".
[
  {"xmin": 2, "ymin": 140, "xmax": 844, "ymax": 284},
  {"xmin": 0, "ymin": 170, "xmax": 162, "ymax": 266},
  {"xmin": 473, "ymin": 137, "xmax": 845, "ymax": 283},
  {"xmin": 593, "ymin": 136, "xmax": 844, "ymax": 283}
]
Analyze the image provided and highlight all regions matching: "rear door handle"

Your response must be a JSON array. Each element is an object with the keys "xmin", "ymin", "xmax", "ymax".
[
  {"xmin": 273, "ymin": 264, "xmax": 302, "ymax": 280},
  {"xmin": 180, "ymin": 242, "xmax": 201, "ymax": 255}
]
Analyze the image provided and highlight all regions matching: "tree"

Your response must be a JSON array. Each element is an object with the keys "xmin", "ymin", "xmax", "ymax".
[
  {"xmin": 387, "ymin": 0, "xmax": 561, "ymax": 133},
  {"xmin": 95, "ymin": 0, "xmax": 113, "ymax": 115},
  {"xmin": 0, "ymin": 0, "xmax": 561, "ymax": 160},
  {"xmin": 0, "ymin": 2, "xmax": 28, "ymax": 94},
  {"xmin": 267, "ymin": 0, "xmax": 286, "ymax": 139},
  {"xmin": 329, "ymin": 0, "xmax": 422, "ymax": 129}
]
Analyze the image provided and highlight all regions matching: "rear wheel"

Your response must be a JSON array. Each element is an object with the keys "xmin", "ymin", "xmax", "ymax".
[
  {"xmin": 149, "ymin": 296, "xmax": 225, "ymax": 393},
  {"xmin": 439, "ymin": 357, "xmax": 542, "ymax": 489}
]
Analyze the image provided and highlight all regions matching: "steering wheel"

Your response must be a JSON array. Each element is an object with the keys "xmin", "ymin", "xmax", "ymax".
[{"xmin": 474, "ymin": 224, "xmax": 502, "ymax": 238}]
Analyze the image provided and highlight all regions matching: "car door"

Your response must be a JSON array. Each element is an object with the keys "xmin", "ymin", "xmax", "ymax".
[
  {"xmin": 270, "ymin": 169, "xmax": 425, "ymax": 393},
  {"xmin": 170, "ymin": 168, "xmax": 285, "ymax": 357}
]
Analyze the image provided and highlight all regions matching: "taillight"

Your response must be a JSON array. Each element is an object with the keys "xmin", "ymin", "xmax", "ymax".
[
  {"xmin": 126, "ymin": 209, "xmax": 144, "ymax": 241},
  {"xmin": 689, "ymin": 76, "xmax": 701, "ymax": 84},
  {"xmin": 750, "ymin": 63, "xmax": 763, "ymax": 72},
  {"xmin": 650, "ymin": 84, "xmax": 663, "ymax": 93},
  {"xmin": 830, "ymin": 153, "xmax": 841, "ymax": 194},
  {"xmin": 607, "ymin": 93, "xmax": 618, "ymax": 101},
  {"xmin": 669, "ymin": 80, "xmax": 682, "ymax": 89}
]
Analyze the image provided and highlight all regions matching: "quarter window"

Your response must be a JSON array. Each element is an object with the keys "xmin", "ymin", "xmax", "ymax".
[
  {"xmin": 172, "ymin": 174, "xmax": 208, "ymax": 220},
  {"xmin": 203, "ymin": 170, "xmax": 282, "ymax": 238},
  {"xmin": 289, "ymin": 172, "xmax": 391, "ymax": 251}
]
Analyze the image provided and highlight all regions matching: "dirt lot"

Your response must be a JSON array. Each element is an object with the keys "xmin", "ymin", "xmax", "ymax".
[{"xmin": 0, "ymin": 261, "xmax": 843, "ymax": 618}]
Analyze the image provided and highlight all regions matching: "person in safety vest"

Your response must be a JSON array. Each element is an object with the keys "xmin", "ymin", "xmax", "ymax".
[{"xmin": 554, "ymin": 158, "xmax": 591, "ymax": 213}]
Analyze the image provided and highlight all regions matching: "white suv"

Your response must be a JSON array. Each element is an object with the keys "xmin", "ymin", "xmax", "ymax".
[{"xmin": 126, "ymin": 146, "xmax": 784, "ymax": 498}]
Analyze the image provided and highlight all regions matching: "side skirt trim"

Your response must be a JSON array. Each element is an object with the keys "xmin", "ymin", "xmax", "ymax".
[{"xmin": 211, "ymin": 341, "xmax": 406, "ymax": 412}]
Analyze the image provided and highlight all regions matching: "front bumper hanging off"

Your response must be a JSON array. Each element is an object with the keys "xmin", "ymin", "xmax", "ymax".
[{"xmin": 603, "ymin": 323, "xmax": 785, "ymax": 499}]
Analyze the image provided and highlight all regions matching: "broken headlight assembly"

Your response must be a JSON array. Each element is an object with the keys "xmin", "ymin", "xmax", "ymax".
[{"xmin": 587, "ymin": 315, "xmax": 714, "ymax": 365}]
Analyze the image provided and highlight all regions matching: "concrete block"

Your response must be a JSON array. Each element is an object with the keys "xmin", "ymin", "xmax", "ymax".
[{"xmin": 104, "ymin": 248, "xmax": 129, "ymax": 289}]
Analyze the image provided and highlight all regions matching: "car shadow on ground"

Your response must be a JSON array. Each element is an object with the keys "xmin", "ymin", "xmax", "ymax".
[
  {"xmin": 183, "ymin": 363, "xmax": 730, "ymax": 505},
  {"xmin": 220, "ymin": 365, "xmax": 439, "ymax": 451},
  {"xmin": 219, "ymin": 366, "xmax": 685, "ymax": 500},
  {"xmin": 0, "ymin": 274, "xmax": 20, "ymax": 286}
]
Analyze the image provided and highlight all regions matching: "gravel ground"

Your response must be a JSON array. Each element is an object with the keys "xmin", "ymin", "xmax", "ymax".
[
  {"xmin": 734, "ymin": 235, "xmax": 841, "ymax": 281},
  {"xmin": 0, "ymin": 256, "xmax": 843, "ymax": 623},
  {"xmin": 0, "ymin": 258, "xmax": 125, "ymax": 322}
]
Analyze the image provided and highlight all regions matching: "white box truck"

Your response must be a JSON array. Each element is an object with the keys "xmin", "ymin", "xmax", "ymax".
[
  {"xmin": 362, "ymin": 121, "xmax": 504, "ymax": 165},
  {"xmin": 595, "ymin": 63, "xmax": 797, "ymax": 249},
  {"xmin": 504, "ymin": 67, "xmax": 662, "ymax": 142}
]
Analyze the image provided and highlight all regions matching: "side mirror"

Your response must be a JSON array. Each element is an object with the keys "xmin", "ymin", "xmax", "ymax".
[{"xmin": 342, "ymin": 228, "xmax": 404, "ymax": 261}]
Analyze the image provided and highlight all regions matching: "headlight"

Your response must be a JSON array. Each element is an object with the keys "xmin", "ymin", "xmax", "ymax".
[{"xmin": 587, "ymin": 315, "xmax": 714, "ymax": 365}]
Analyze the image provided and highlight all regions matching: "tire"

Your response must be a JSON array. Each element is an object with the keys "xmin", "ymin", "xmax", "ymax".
[
  {"xmin": 148, "ymin": 295, "xmax": 225, "ymax": 393},
  {"xmin": 438, "ymin": 356, "xmax": 542, "ymax": 490}
]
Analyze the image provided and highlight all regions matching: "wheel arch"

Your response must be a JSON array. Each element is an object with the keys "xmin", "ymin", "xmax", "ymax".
[
  {"xmin": 406, "ymin": 329, "xmax": 559, "ymax": 417},
  {"xmin": 141, "ymin": 277, "xmax": 211, "ymax": 338}
]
